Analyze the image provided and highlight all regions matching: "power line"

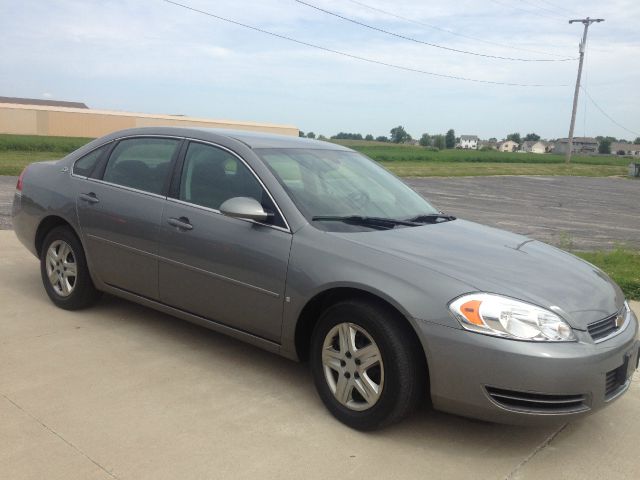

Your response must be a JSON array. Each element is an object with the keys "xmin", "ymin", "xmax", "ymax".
[
  {"xmin": 490, "ymin": 0, "xmax": 563, "ymax": 20},
  {"xmin": 344, "ymin": 0, "xmax": 571, "ymax": 58},
  {"xmin": 532, "ymin": 0, "xmax": 577, "ymax": 16},
  {"xmin": 580, "ymin": 86, "xmax": 639, "ymax": 137},
  {"xmin": 295, "ymin": 0, "xmax": 576, "ymax": 61},
  {"xmin": 518, "ymin": 0, "xmax": 566, "ymax": 19},
  {"xmin": 162, "ymin": 0, "xmax": 568, "ymax": 87}
]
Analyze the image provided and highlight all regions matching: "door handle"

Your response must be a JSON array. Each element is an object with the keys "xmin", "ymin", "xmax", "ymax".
[
  {"xmin": 79, "ymin": 192, "xmax": 99, "ymax": 204},
  {"xmin": 167, "ymin": 216, "xmax": 193, "ymax": 231}
]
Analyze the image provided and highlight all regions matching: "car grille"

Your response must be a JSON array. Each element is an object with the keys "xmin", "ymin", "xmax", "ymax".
[
  {"xmin": 485, "ymin": 386, "xmax": 588, "ymax": 413},
  {"xmin": 605, "ymin": 362, "xmax": 630, "ymax": 398},
  {"xmin": 588, "ymin": 310, "xmax": 624, "ymax": 341}
]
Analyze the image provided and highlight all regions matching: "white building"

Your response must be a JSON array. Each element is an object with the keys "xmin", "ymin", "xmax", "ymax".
[
  {"xmin": 497, "ymin": 140, "xmax": 519, "ymax": 152},
  {"xmin": 459, "ymin": 135, "xmax": 478, "ymax": 149},
  {"xmin": 521, "ymin": 141, "xmax": 547, "ymax": 154},
  {"xmin": 610, "ymin": 142, "xmax": 640, "ymax": 156}
]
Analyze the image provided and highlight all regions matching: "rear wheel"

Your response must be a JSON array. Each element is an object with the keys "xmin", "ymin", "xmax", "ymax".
[
  {"xmin": 40, "ymin": 226, "xmax": 101, "ymax": 310},
  {"xmin": 310, "ymin": 299, "xmax": 425, "ymax": 430}
]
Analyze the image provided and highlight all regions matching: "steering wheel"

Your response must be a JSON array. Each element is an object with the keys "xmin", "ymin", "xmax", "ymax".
[{"xmin": 346, "ymin": 191, "xmax": 370, "ymax": 210}]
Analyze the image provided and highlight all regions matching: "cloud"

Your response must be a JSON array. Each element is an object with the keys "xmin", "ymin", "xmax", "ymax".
[{"xmin": 0, "ymin": 0, "xmax": 638, "ymax": 138}]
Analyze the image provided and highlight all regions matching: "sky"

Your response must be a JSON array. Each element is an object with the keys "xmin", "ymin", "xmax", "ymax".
[{"xmin": 1, "ymin": 0, "xmax": 639, "ymax": 140}]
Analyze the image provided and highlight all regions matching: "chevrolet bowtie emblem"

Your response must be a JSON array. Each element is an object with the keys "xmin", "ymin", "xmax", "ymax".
[{"xmin": 615, "ymin": 313, "xmax": 625, "ymax": 328}]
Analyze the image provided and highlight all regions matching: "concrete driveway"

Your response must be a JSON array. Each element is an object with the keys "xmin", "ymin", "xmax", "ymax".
[{"xmin": 1, "ymin": 230, "xmax": 639, "ymax": 480}]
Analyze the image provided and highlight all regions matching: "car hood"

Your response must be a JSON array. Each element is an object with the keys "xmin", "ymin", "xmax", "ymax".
[{"xmin": 331, "ymin": 219, "xmax": 624, "ymax": 329}]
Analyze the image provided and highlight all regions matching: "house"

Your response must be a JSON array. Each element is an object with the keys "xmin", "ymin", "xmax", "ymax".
[
  {"xmin": 610, "ymin": 142, "xmax": 640, "ymax": 156},
  {"xmin": 497, "ymin": 140, "xmax": 519, "ymax": 152},
  {"xmin": 520, "ymin": 141, "xmax": 546, "ymax": 154},
  {"xmin": 478, "ymin": 140, "xmax": 498, "ymax": 150},
  {"xmin": 553, "ymin": 137, "xmax": 598, "ymax": 155},
  {"xmin": 459, "ymin": 135, "xmax": 478, "ymax": 149},
  {"xmin": 545, "ymin": 142, "xmax": 555, "ymax": 153},
  {"xmin": 0, "ymin": 96, "xmax": 89, "ymax": 109}
]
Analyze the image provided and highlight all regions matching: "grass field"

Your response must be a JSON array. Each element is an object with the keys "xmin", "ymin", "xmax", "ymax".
[
  {"xmin": 577, "ymin": 249, "xmax": 640, "ymax": 300},
  {"xmin": 0, "ymin": 134, "xmax": 634, "ymax": 177}
]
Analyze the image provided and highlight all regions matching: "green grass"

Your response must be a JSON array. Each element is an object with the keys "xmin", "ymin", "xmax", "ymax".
[
  {"xmin": 576, "ymin": 249, "xmax": 640, "ymax": 300},
  {"xmin": 380, "ymin": 161, "xmax": 627, "ymax": 177},
  {"xmin": 0, "ymin": 134, "xmax": 93, "ymax": 153},
  {"xmin": 332, "ymin": 139, "xmax": 629, "ymax": 166},
  {"xmin": 0, "ymin": 134, "xmax": 632, "ymax": 177}
]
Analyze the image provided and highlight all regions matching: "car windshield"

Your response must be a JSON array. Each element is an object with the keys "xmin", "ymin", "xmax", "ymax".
[{"xmin": 256, "ymin": 148, "xmax": 440, "ymax": 231}]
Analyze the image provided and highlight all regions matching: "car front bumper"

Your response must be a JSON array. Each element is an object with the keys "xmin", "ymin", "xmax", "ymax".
[{"xmin": 416, "ymin": 307, "xmax": 639, "ymax": 425}]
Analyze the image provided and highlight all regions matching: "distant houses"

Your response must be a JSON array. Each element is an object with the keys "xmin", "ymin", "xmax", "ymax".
[
  {"xmin": 520, "ymin": 140, "xmax": 547, "ymax": 154},
  {"xmin": 497, "ymin": 140, "xmax": 519, "ymax": 152},
  {"xmin": 610, "ymin": 142, "xmax": 640, "ymax": 156},
  {"xmin": 459, "ymin": 135, "xmax": 479, "ymax": 149},
  {"xmin": 553, "ymin": 137, "xmax": 598, "ymax": 155}
]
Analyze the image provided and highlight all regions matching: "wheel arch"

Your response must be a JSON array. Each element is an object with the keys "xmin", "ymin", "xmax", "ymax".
[
  {"xmin": 35, "ymin": 215, "xmax": 81, "ymax": 258},
  {"xmin": 294, "ymin": 286, "xmax": 429, "ymax": 375}
]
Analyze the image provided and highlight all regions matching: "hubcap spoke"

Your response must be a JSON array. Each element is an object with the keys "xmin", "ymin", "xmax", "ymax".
[
  {"xmin": 335, "ymin": 374, "xmax": 352, "ymax": 404},
  {"xmin": 64, "ymin": 262, "xmax": 77, "ymax": 278},
  {"xmin": 353, "ymin": 374, "xmax": 380, "ymax": 405},
  {"xmin": 322, "ymin": 348, "xmax": 343, "ymax": 371},
  {"xmin": 355, "ymin": 344, "xmax": 381, "ymax": 371}
]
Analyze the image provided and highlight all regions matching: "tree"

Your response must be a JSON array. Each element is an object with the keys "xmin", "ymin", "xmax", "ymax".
[
  {"xmin": 375, "ymin": 135, "xmax": 389, "ymax": 142},
  {"xmin": 634, "ymin": 137, "xmax": 640, "ymax": 144},
  {"xmin": 419, "ymin": 133, "xmax": 432, "ymax": 147},
  {"xmin": 506, "ymin": 132, "xmax": 521, "ymax": 144},
  {"xmin": 524, "ymin": 133, "xmax": 540, "ymax": 141},
  {"xmin": 390, "ymin": 126, "xmax": 410, "ymax": 144},
  {"xmin": 445, "ymin": 129, "xmax": 455, "ymax": 149},
  {"xmin": 489, "ymin": 137, "xmax": 497, "ymax": 142},
  {"xmin": 331, "ymin": 132, "xmax": 363, "ymax": 140},
  {"xmin": 598, "ymin": 139, "xmax": 611, "ymax": 154},
  {"xmin": 318, "ymin": 134, "xmax": 327, "ymax": 141},
  {"xmin": 432, "ymin": 134, "xmax": 446, "ymax": 149},
  {"xmin": 306, "ymin": 132, "xmax": 316, "ymax": 139},
  {"xmin": 365, "ymin": 134, "xmax": 374, "ymax": 141},
  {"xmin": 298, "ymin": 131, "xmax": 305, "ymax": 137}
]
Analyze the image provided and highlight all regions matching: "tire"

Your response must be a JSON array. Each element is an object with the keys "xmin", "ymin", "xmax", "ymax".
[
  {"xmin": 40, "ymin": 226, "xmax": 101, "ymax": 310},
  {"xmin": 310, "ymin": 299, "xmax": 425, "ymax": 430}
]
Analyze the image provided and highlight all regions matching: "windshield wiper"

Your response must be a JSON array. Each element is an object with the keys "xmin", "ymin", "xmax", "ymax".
[
  {"xmin": 312, "ymin": 215, "xmax": 420, "ymax": 229},
  {"xmin": 407, "ymin": 213, "xmax": 456, "ymax": 224}
]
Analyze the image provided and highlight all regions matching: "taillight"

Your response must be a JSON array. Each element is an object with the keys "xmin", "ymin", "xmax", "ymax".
[{"xmin": 16, "ymin": 167, "xmax": 27, "ymax": 191}]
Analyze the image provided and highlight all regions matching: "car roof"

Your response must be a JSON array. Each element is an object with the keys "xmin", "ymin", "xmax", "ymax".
[{"xmin": 106, "ymin": 127, "xmax": 352, "ymax": 151}]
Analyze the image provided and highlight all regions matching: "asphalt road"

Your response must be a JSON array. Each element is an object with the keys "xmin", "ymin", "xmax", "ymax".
[
  {"xmin": 1, "ymin": 175, "xmax": 638, "ymax": 249},
  {"xmin": 0, "ymin": 231, "xmax": 638, "ymax": 480}
]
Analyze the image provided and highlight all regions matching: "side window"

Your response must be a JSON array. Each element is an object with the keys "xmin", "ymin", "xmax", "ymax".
[
  {"xmin": 180, "ymin": 142, "xmax": 264, "ymax": 211},
  {"xmin": 179, "ymin": 142, "xmax": 285, "ymax": 227},
  {"xmin": 103, "ymin": 138, "xmax": 180, "ymax": 195},
  {"xmin": 73, "ymin": 144, "xmax": 109, "ymax": 177}
]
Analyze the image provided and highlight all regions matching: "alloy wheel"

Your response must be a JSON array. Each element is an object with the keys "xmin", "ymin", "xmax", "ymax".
[{"xmin": 45, "ymin": 240, "xmax": 77, "ymax": 297}]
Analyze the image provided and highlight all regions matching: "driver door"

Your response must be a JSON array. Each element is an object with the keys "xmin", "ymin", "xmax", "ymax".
[{"xmin": 157, "ymin": 141, "xmax": 292, "ymax": 342}]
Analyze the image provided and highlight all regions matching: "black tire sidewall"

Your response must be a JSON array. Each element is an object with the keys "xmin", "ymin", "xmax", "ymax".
[
  {"xmin": 40, "ymin": 226, "xmax": 99, "ymax": 310},
  {"xmin": 310, "ymin": 300, "xmax": 419, "ymax": 430}
]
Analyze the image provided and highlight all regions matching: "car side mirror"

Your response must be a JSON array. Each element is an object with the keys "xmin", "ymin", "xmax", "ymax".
[{"xmin": 219, "ymin": 197, "xmax": 271, "ymax": 223}]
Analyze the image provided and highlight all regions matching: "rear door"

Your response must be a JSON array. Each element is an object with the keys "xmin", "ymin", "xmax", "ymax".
[
  {"xmin": 157, "ymin": 140, "xmax": 292, "ymax": 342},
  {"xmin": 76, "ymin": 136, "xmax": 183, "ymax": 299}
]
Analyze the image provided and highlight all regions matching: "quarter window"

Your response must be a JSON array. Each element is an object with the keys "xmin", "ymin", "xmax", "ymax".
[
  {"xmin": 73, "ymin": 144, "xmax": 109, "ymax": 177},
  {"xmin": 103, "ymin": 138, "xmax": 180, "ymax": 195}
]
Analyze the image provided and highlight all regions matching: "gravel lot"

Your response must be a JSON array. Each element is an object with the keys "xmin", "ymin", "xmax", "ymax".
[{"xmin": 1, "ymin": 175, "xmax": 638, "ymax": 249}]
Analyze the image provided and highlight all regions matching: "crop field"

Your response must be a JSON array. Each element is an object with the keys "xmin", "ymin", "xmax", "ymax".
[{"xmin": 0, "ymin": 134, "xmax": 633, "ymax": 177}]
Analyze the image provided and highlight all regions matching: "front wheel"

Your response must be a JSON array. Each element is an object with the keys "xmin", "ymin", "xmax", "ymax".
[
  {"xmin": 310, "ymin": 299, "xmax": 425, "ymax": 430},
  {"xmin": 40, "ymin": 226, "xmax": 101, "ymax": 310}
]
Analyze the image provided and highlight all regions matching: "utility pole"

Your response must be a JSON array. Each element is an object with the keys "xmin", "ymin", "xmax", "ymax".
[{"xmin": 565, "ymin": 17, "xmax": 604, "ymax": 164}]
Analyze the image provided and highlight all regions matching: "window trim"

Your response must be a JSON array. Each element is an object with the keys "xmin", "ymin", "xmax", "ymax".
[{"xmin": 170, "ymin": 139, "xmax": 291, "ymax": 234}]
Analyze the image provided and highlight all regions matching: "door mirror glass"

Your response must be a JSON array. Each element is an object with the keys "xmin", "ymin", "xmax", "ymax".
[{"xmin": 220, "ymin": 197, "xmax": 271, "ymax": 222}]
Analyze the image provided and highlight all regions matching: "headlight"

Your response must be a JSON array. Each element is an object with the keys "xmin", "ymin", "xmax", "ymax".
[{"xmin": 449, "ymin": 293, "xmax": 576, "ymax": 342}]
